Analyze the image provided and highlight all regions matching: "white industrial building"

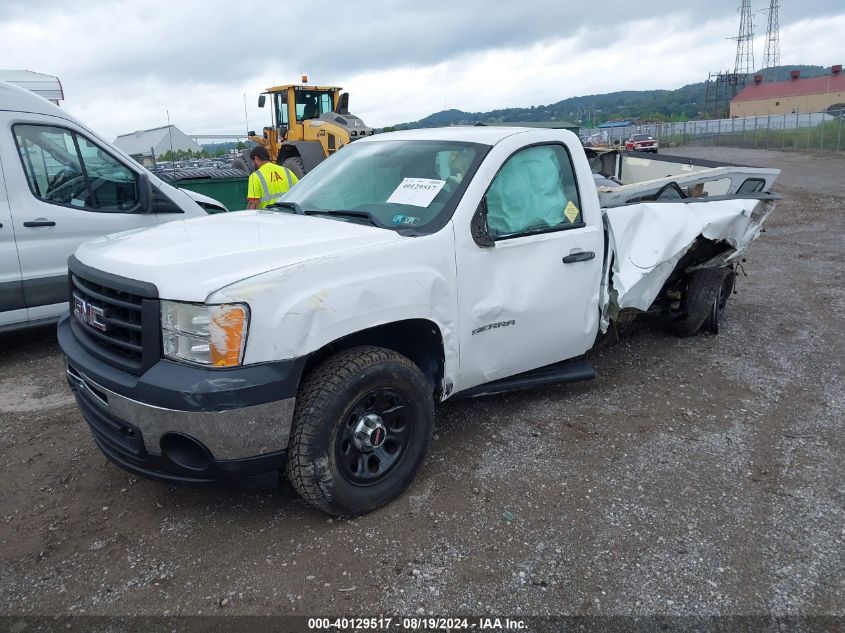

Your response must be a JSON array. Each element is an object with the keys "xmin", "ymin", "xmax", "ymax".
[
  {"xmin": 0, "ymin": 70, "xmax": 63, "ymax": 104},
  {"xmin": 114, "ymin": 125, "xmax": 201, "ymax": 160}
]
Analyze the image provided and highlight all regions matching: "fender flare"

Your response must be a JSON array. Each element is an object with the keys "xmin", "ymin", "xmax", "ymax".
[{"xmin": 278, "ymin": 141, "xmax": 326, "ymax": 172}]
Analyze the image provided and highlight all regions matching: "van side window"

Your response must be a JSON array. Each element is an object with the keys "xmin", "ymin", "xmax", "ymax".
[
  {"xmin": 14, "ymin": 125, "xmax": 140, "ymax": 212},
  {"xmin": 485, "ymin": 144, "xmax": 583, "ymax": 239}
]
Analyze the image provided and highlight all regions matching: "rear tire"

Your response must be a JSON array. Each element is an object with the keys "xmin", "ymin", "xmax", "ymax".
[
  {"xmin": 669, "ymin": 267, "xmax": 733, "ymax": 337},
  {"xmin": 702, "ymin": 269, "xmax": 735, "ymax": 334},
  {"xmin": 286, "ymin": 346, "xmax": 434, "ymax": 517},
  {"xmin": 282, "ymin": 156, "xmax": 306, "ymax": 180}
]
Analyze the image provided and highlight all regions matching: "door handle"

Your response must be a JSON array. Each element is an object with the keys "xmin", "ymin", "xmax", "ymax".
[
  {"xmin": 23, "ymin": 219, "xmax": 56, "ymax": 228},
  {"xmin": 562, "ymin": 251, "xmax": 595, "ymax": 264}
]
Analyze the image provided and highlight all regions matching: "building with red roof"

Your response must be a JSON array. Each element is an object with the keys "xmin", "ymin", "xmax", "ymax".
[{"xmin": 730, "ymin": 66, "xmax": 845, "ymax": 117}]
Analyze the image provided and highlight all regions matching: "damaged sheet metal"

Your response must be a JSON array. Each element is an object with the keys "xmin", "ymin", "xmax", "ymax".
[{"xmin": 600, "ymin": 196, "xmax": 778, "ymax": 329}]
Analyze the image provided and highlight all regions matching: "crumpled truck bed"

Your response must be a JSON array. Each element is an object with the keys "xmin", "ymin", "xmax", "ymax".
[{"xmin": 599, "ymin": 195, "xmax": 779, "ymax": 330}]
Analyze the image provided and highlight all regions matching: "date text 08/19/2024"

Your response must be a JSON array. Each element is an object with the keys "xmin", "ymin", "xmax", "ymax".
[{"xmin": 306, "ymin": 617, "xmax": 527, "ymax": 630}]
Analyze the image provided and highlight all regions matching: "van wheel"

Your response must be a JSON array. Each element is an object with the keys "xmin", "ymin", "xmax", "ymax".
[
  {"xmin": 286, "ymin": 346, "xmax": 434, "ymax": 516},
  {"xmin": 282, "ymin": 156, "xmax": 306, "ymax": 179},
  {"xmin": 669, "ymin": 267, "xmax": 733, "ymax": 337}
]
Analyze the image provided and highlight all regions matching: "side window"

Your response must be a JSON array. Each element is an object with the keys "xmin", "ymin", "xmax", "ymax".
[
  {"xmin": 294, "ymin": 94, "xmax": 307, "ymax": 121},
  {"xmin": 14, "ymin": 124, "xmax": 139, "ymax": 212},
  {"xmin": 15, "ymin": 125, "xmax": 90, "ymax": 207},
  {"xmin": 737, "ymin": 178, "xmax": 765, "ymax": 194},
  {"xmin": 75, "ymin": 136, "xmax": 139, "ymax": 210},
  {"xmin": 320, "ymin": 93, "xmax": 333, "ymax": 115},
  {"xmin": 485, "ymin": 144, "xmax": 583, "ymax": 239},
  {"xmin": 276, "ymin": 93, "xmax": 289, "ymax": 126}
]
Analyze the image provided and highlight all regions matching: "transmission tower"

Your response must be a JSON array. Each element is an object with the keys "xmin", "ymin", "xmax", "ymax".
[
  {"xmin": 704, "ymin": 1, "xmax": 763, "ymax": 118},
  {"xmin": 731, "ymin": 0, "xmax": 756, "ymax": 79},
  {"xmin": 762, "ymin": 0, "xmax": 781, "ymax": 77}
]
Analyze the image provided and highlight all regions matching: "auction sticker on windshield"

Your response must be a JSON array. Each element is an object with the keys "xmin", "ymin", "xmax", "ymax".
[{"xmin": 387, "ymin": 178, "xmax": 446, "ymax": 207}]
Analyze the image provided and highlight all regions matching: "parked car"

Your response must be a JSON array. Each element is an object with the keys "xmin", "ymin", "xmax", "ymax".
[
  {"xmin": 59, "ymin": 126, "xmax": 779, "ymax": 516},
  {"xmin": 625, "ymin": 133, "xmax": 659, "ymax": 153},
  {"xmin": 0, "ymin": 80, "xmax": 226, "ymax": 332}
]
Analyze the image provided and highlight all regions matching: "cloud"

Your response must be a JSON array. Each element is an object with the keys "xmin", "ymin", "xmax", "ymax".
[
  {"xmin": 1, "ymin": 1, "xmax": 843, "ymax": 138},
  {"xmin": 349, "ymin": 13, "xmax": 845, "ymax": 127}
]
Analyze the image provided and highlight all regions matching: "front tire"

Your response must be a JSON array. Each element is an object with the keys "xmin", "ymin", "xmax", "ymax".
[
  {"xmin": 286, "ymin": 346, "xmax": 434, "ymax": 516},
  {"xmin": 282, "ymin": 156, "xmax": 306, "ymax": 179}
]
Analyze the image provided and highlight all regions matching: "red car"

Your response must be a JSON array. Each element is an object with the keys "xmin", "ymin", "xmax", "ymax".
[{"xmin": 625, "ymin": 133, "xmax": 659, "ymax": 153}]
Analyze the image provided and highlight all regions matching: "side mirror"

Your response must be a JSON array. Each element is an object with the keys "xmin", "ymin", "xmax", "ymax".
[
  {"xmin": 257, "ymin": 95, "xmax": 266, "ymax": 108},
  {"xmin": 138, "ymin": 172, "xmax": 153, "ymax": 213},
  {"xmin": 471, "ymin": 198, "xmax": 495, "ymax": 248},
  {"xmin": 337, "ymin": 92, "xmax": 350, "ymax": 115}
]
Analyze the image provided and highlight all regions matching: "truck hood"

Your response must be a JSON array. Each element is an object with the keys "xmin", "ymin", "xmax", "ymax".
[{"xmin": 75, "ymin": 211, "xmax": 404, "ymax": 301}]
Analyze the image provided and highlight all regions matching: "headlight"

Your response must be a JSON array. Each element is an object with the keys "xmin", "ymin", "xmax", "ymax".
[{"xmin": 161, "ymin": 301, "xmax": 249, "ymax": 367}]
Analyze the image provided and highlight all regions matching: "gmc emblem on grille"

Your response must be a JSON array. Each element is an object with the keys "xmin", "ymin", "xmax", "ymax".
[{"xmin": 72, "ymin": 292, "xmax": 107, "ymax": 332}]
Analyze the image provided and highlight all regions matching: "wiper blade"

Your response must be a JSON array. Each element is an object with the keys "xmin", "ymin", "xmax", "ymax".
[
  {"xmin": 303, "ymin": 209, "xmax": 386, "ymax": 228},
  {"xmin": 266, "ymin": 201, "xmax": 304, "ymax": 214}
]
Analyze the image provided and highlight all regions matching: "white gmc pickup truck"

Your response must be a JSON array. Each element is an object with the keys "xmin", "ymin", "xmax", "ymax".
[{"xmin": 59, "ymin": 126, "xmax": 779, "ymax": 516}]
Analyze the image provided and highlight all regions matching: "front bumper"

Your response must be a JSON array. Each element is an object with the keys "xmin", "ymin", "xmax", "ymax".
[{"xmin": 58, "ymin": 314, "xmax": 306, "ymax": 487}]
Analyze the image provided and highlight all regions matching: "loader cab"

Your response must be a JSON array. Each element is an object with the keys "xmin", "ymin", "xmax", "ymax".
[{"xmin": 268, "ymin": 86, "xmax": 340, "ymax": 131}]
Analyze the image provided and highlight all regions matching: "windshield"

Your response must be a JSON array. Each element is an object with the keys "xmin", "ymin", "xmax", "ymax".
[{"xmin": 278, "ymin": 140, "xmax": 484, "ymax": 233}]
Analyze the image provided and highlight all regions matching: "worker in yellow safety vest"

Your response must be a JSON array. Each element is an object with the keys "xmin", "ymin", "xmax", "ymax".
[{"xmin": 246, "ymin": 146, "xmax": 299, "ymax": 209}]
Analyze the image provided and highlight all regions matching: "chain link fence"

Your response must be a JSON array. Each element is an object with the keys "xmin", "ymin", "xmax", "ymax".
[{"xmin": 581, "ymin": 111, "xmax": 845, "ymax": 154}]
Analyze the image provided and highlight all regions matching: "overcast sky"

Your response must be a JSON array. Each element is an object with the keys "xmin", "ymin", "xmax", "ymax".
[{"xmin": 2, "ymin": 0, "xmax": 843, "ymax": 140}]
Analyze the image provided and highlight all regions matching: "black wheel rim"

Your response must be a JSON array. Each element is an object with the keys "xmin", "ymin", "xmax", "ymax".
[
  {"xmin": 708, "ymin": 279, "xmax": 727, "ymax": 334},
  {"xmin": 718, "ymin": 275, "xmax": 731, "ymax": 311},
  {"xmin": 710, "ymin": 293, "xmax": 720, "ymax": 334},
  {"xmin": 335, "ymin": 388, "xmax": 412, "ymax": 486}
]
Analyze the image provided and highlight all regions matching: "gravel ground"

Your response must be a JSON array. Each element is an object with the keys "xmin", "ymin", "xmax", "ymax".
[{"xmin": 0, "ymin": 148, "xmax": 843, "ymax": 622}]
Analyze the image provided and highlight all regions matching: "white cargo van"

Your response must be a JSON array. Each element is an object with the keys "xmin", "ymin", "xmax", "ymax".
[{"xmin": 0, "ymin": 80, "xmax": 224, "ymax": 332}]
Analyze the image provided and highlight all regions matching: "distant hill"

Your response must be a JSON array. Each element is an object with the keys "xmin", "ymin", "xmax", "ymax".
[{"xmin": 386, "ymin": 65, "xmax": 831, "ymax": 130}]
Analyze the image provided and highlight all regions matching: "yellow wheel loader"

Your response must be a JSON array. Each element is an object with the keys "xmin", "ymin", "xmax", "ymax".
[{"xmin": 249, "ymin": 81, "xmax": 374, "ymax": 178}]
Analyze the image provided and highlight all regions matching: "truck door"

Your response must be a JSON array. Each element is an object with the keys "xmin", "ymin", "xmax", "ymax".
[
  {"xmin": 454, "ymin": 143, "xmax": 604, "ymax": 390},
  {"xmin": 0, "ymin": 146, "xmax": 26, "ymax": 328},
  {"xmin": 4, "ymin": 123, "xmax": 158, "ymax": 321}
]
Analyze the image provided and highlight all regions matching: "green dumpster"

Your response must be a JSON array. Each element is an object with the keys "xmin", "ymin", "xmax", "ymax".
[{"xmin": 158, "ymin": 168, "xmax": 250, "ymax": 212}]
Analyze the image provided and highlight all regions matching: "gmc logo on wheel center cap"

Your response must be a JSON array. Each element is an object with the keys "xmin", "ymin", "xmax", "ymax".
[{"xmin": 72, "ymin": 292, "xmax": 107, "ymax": 332}]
